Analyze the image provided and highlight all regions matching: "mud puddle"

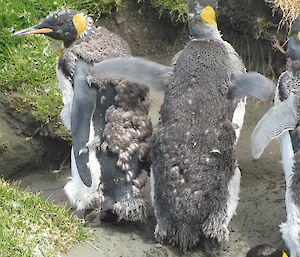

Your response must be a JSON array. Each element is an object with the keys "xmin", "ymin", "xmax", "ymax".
[{"xmin": 15, "ymin": 98, "xmax": 287, "ymax": 257}]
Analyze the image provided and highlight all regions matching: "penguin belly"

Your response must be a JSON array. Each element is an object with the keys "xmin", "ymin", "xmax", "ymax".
[
  {"xmin": 279, "ymin": 131, "xmax": 300, "ymax": 257},
  {"xmin": 151, "ymin": 40, "xmax": 244, "ymax": 252}
]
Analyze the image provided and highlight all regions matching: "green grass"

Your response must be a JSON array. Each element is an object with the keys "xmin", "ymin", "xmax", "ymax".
[
  {"xmin": 147, "ymin": 0, "xmax": 187, "ymax": 21},
  {"xmin": 0, "ymin": 0, "xmax": 121, "ymax": 125},
  {"xmin": 0, "ymin": 179, "xmax": 89, "ymax": 257}
]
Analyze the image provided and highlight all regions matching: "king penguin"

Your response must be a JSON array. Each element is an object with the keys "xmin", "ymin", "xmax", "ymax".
[
  {"xmin": 246, "ymin": 244, "xmax": 288, "ymax": 257},
  {"xmin": 13, "ymin": 10, "xmax": 152, "ymax": 222},
  {"xmin": 82, "ymin": 0, "xmax": 275, "ymax": 252},
  {"xmin": 251, "ymin": 16, "xmax": 300, "ymax": 257}
]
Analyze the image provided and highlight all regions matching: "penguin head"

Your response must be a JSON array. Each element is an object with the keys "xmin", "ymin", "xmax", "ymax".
[
  {"xmin": 246, "ymin": 244, "xmax": 288, "ymax": 257},
  {"xmin": 13, "ymin": 9, "xmax": 95, "ymax": 47},
  {"xmin": 288, "ymin": 15, "xmax": 300, "ymax": 61},
  {"xmin": 188, "ymin": 0, "xmax": 218, "ymax": 26},
  {"xmin": 187, "ymin": 0, "xmax": 220, "ymax": 39}
]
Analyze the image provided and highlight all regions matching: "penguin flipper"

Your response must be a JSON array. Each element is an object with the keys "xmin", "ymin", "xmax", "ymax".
[
  {"xmin": 71, "ymin": 60, "xmax": 97, "ymax": 187},
  {"xmin": 88, "ymin": 57, "xmax": 173, "ymax": 91},
  {"xmin": 250, "ymin": 93, "xmax": 298, "ymax": 159},
  {"xmin": 228, "ymin": 72, "xmax": 275, "ymax": 102}
]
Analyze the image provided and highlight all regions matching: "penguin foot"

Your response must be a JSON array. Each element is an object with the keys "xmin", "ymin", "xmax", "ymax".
[
  {"xmin": 84, "ymin": 208, "xmax": 102, "ymax": 227},
  {"xmin": 202, "ymin": 213, "xmax": 229, "ymax": 244},
  {"xmin": 153, "ymin": 223, "xmax": 200, "ymax": 253},
  {"xmin": 203, "ymin": 237, "xmax": 223, "ymax": 256},
  {"xmin": 64, "ymin": 177, "xmax": 104, "ymax": 210},
  {"xmin": 113, "ymin": 197, "xmax": 147, "ymax": 222}
]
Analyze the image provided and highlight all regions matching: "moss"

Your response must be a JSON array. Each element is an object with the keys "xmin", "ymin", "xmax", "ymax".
[
  {"xmin": 0, "ymin": 143, "xmax": 9, "ymax": 153},
  {"xmin": 0, "ymin": 179, "xmax": 89, "ymax": 256},
  {"xmin": 72, "ymin": 0, "xmax": 123, "ymax": 18},
  {"xmin": 147, "ymin": 0, "xmax": 187, "ymax": 21},
  {"xmin": 0, "ymin": 0, "xmax": 121, "ymax": 127}
]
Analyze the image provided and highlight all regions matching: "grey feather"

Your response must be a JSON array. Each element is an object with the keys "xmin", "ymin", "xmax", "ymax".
[
  {"xmin": 251, "ymin": 93, "xmax": 298, "ymax": 159},
  {"xmin": 89, "ymin": 57, "xmax": 173, "ymax": 91},
  {"xmin": 152, "ymin": 39, "xmax": 245, "ymax": 252},
  {"xmin": 228, "ymin": 72, "xmax": 275, "ymax": 102}
]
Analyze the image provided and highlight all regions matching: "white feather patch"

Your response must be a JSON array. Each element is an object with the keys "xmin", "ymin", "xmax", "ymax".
[
  {"xmin": 232, "ymin": 97, "xmax": 247, "ymax": 144},
  {"xmin": 225, "ymin": 167, "xmax": 241, "ymax": 226},
  {"xmin": 56, "ymin": 66, "xmax": 73, "ymax": 130},
  {"xmin": 64, "ymin": 117, "xmax": 103, "ymax": 210},
  {"xmin": 279, "ymin": 132, "xmax": 300, "ymax": 257}
]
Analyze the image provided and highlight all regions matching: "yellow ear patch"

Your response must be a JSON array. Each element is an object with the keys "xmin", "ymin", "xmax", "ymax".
[
  {"xmin": 298, "ymin": 31, "xmax": 300, "ymax": 41},
  {"xmin": 73, "ymin": 13, "xmax": 87, "ymax": 38},
  {"xmin": 282, "ymin": 251, "xmax": 289, "ymax": 257},
  {"xmin": 200, "ymin": 6, "xmax": 217, "ymax": 26}
]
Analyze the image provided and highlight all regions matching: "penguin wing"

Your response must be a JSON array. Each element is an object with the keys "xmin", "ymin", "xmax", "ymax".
[
  {"xmin": 250, "ymin": 93, "xmax": 298, "ymax": 159},
  {"xmin": 87, "ymin": 57, "xmax": 174, "ymax": 91},
  {"xmin": 71, "ymin": 59, "xmax": 97, "ymax": 187},
  {"xmin": 228, "ymin": 72, "xmax": 275, "ymax": 102}
]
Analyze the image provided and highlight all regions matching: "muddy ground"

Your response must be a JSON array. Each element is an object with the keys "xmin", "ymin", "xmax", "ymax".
[{"xmin": 6, "ymin": 0, "xmax": 290, "ymax": 256}]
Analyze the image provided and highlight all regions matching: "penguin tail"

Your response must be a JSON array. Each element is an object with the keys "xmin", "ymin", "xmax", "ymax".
[{"xmin": 87, "ymin": 57, "xmax": 174, "ymax": 91}]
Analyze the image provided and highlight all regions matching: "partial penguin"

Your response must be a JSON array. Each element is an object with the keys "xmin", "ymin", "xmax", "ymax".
[
  {"xmin": 251, "ymin": 16, "xmax": 300, "ymax": 257},
  {"xmin": 13, "ymin": 9, "xmax": 152, "ymax": 222},
  {"xmin": 83, "ymin": 0, "xmax": 275, "ymax": 252},
  {"xmin": 246, "ymin": 244, "xmax": 288, "ymax": 257}
]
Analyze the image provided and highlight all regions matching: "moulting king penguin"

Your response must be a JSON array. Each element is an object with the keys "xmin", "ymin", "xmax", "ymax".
[
  {"xmin": 81, "ymin": 0, "xmax": 275, "ymax": 252},
  {"xmin": 13, "ymin": 10, "xmax": 152, "ymax": 222},
  {"xmin": 251, "ymin": 16, "xmax": 300, "ymax": 257}
]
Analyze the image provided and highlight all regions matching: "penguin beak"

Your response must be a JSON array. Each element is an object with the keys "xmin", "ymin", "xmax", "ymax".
[{"xmin": 13, "ymin": 24, "xmax": 53, "ymax": 37}]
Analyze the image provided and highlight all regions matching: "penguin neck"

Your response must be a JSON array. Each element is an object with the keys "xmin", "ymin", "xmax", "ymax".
[
  {"xmin": 287, "ymin": 58, "xmax": 300, "ymax": 77},
  {"xmin": 188, "ymin": 20, "xmax": 221, "ymax": 40},
  {"xmin": 63, "ymin": 18, "xmax": 96, "ymax": 48},
  {"xmin": 78, "ymin": 17, "xmax": 96, "ymax": 39}
]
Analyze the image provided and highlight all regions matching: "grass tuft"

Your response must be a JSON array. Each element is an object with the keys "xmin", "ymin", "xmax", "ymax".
[
  {"xmin": 0, "ymin": 179, "xmax": 89, "ymax": 257},
  {"xmin": 147, "ymin": 0, "xmax": 187, "ymax": 21},
  {"xmin": 266, "ymin": 0, "xmax": 300, "ymax": 23},
  {"xmin": 72, "ymin": 0, "xmax": 123, "ymax": 19}
]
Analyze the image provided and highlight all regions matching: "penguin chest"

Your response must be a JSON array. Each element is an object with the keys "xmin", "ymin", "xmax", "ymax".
[{"xmin": 56, "ymin": 66, "xmax": 73, "ymax": 130}]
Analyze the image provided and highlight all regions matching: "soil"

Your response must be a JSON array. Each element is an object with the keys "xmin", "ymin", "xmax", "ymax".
[{"xmin": 4, "ymin": 0, "xmax": 290, "ymax": 256}]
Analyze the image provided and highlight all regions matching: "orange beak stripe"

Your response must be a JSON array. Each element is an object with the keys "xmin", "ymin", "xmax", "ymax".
[{"xmin": 28, "ymin": 28, "xmax": 53, "ymax": 34}]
